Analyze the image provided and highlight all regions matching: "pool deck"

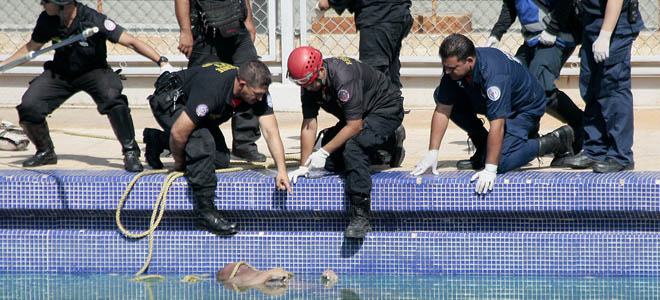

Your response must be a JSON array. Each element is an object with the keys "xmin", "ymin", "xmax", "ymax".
[{"xmin": 1, "ymin": 106, "xmax": 658, "ymax": 173}]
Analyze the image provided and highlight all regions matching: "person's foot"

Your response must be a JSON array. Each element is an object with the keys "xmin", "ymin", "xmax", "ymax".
[
  {"xmin": 232, "ymin": 149, "xmax": 267, "ymax": 162},
  {"xmin": 388, "ymin": 125, "xmax": 406, "ymax": 167},
  {"xmin": 550, "ymin": 151, "xmax": 573, "ymax": 167},
  {"xmin": 593, "ymin": 157, "xmax": 634, "ymax": 173},
  {"xmin": 344, "ymin": 215, "xmax": 371, "ymax": 239},
  {"xmin": 565, "ymin": 152, "xmax": 599, "ymax": 169},
  {"xmin": 23, "ymin": 150, "xmax": 57, "ymax": 167},
  {"xmin": 143, "ymin": 128, "xmax": 165, "ymax": 169},
  {"xmin": 457, "ymin": 148, "xmax": 485, "ymax": 170},
  {"xmin": 124, "ymin": 150, "xmax": 144, "ymax": 172},
  {"xmin": 196, "ymin": 210, "xmax": 239, "ymax": 236}
]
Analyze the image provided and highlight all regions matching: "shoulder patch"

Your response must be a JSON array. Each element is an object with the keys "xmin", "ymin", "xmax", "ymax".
[
  {"xmin": 266, "ymin": 93, "xmax": 273, "ymax": 108},
  {"xmin": 195, "ymin": 104, "xmax": 209, "ymax": 117},
  {"xmin": 487, "ymin": 86, "xmax": 501, "ymax": 101},
  {"xmin": 338, "ymin": 89, "xmax": 350, "ymax": 102},
  {"xmin": 104, "ymin": 19, "xmax": 117, "ymax": 32}
]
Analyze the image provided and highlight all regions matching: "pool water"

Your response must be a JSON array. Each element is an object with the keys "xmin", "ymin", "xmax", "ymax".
[{"xmin": 2, "ymin": 273, "xmax": 660, "ymax": 299}]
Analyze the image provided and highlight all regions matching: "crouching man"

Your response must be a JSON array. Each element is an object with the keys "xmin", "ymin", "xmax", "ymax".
[{"xmin": 145, "ymin": 60, "xmax": 291, "ymax": 235}]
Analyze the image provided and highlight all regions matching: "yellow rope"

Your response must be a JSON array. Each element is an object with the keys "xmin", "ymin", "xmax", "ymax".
[{"xmin": 116, "ymin": 157, "xmax": 300, "ymax": 277}]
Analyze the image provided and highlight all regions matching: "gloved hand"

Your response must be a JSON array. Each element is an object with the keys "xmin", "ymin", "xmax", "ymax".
[
  {"xmin": 304, "ymin": 148, "xmax": 329, "ymax": 170},
  {"xmin": 159, "ymin": 63, "xmax": 176, "ymax": 75},
  {"xmin": 486, "ymin": 36, "xmax": 500, "ymax": 48},
  {"xmin": 593, "ymin": 30, "xmax": 612, "ymax": 63},
  {"xmin": 470, "ymin": 163, "xmax": 497, "ymax": 194},
  {"xmin": 311, "ymin": 0, "xmax": 327, "ymax": 23},
  {"xmin": 538, "ymin": 30, "xmax": 557, "ymax": 46},
  {"xmin": 288, "ymin": 166, "xmax": 309, "ymax": 184},
  {"xmin": 410, "ymin": 150, "xmax": 439, "ymax": 176}
]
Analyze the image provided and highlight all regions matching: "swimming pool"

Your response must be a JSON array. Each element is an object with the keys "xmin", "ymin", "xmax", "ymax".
[
  {"xmin": 2, "ymin": 273, "xmax": 660, "ymax": 299},
  {"xmin": 2, "ymin": 169, "xmax": 660, "ymax": 298}
]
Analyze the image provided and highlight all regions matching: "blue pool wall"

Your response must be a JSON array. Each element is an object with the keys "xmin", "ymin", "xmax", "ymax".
[{"xmin": 1, "ymin": 169, "xmax": 660, "ymax": 276}]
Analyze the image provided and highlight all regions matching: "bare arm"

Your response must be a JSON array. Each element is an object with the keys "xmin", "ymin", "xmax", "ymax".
[
  {"xmin": 244, "ymin": 0, "xmax": 256, "ymax": 42},
  {"xmin": 318, "ymin": 0, "xmax": 330, "ymax": 10},
  {"xmin": 299, "ymin": 118, "xmax": 318, "ymax": 166},
  {"xmin": 170, "ymin": 111, "xmax": 196, "ymax": 172},
  {"xmin": 259, "ymin": 114, "xmax": 292, "ymax": 193},
  {"xmin": 428, "ymin": 104, "xmax": 452, "ymax": 150},
  {"xmin": 175, "ymin": 0, "xmax": 194, "ymax": 58},
  {"xmin": 117, "ymin": 31, "xmax": 164, "ymax": 66},
  {"xmin": 0, "ymin": 40, "xmax": 44, "ymax": 67},
  {"xmin": 602, "ymin": 0, "xmax": 624, "ymax": 32},
  {"xmin": 485, "ymin": 118, "xmax": 505, "ymax": 166},
  {"xmin": 321, "ymin": 119, "xmax": 362, "ymax": 154}
]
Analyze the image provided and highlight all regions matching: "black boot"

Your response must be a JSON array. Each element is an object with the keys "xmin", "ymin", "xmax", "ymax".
[
  {"xmin": 107, "ymin": 106, "xmax": 143, "ymax": 172},
  {"xmin": 344, "ymin": 196, "xmax": 372, "ymax": 239},
  {"xmin": 564, "ymin": 152, "xmax": 599, "ymax": 169},
  {"xmin": 538, "ymin": 125, "xmax": 575, "ymax": 157},
  {"xmin": 457, "ymin": 130, "xmax": 487, "ymax": 170},
  {"xmin": 546, "ymin": 89, "xmax": 584, "ymax": 155},
  {"xmin": 20, "ymin": 121, "xmax": 57, "ymax": 167},
  {"xmin": 386, "ymin": 125, "xmax": 406, "ymax": 167},
  {"xmin": 143, "ymin": 128, "xmax": 169, "ymax": 169},
  {"xmin": 195, "ymin": 192, "xmax": 238, "ymax": 236}
]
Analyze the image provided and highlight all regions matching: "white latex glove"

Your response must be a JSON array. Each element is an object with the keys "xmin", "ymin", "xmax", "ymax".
[
  {"xmin": 470, "ymin": 163, "xmax": 497, "ymax": 194},
  {"xmin": 288, "ymin": 166, "xmax": 309, "ymax": 184},
  {"xmin": 593, "ymin": 30, "xmax": 612, "ymax": 63},
  {"xmin": 486, "ymin": 36, "xmax": 500, "ymax": 48},
  {"xmin": 538, "ymin": 30, "xmax": 557, "ymax": 46},
  {"xmin": 304, "ymin": 148, "xmax": 329, "ymax": 170},
  {"xmin": 410, "ymin": 150, "xmax": 439, "ymax": 176},
  {"xmin": 159, "ymin": 63, "xmax": 176, "ymax": 75},
  {"xmin": 311, "ymin": 1, "xmax": 326, "ymax": 23}
]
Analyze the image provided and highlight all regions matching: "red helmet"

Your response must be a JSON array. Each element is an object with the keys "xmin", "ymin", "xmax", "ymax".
[{"xmin": 287, "ymin": 46, "xmax": 323, "ymax": 87}]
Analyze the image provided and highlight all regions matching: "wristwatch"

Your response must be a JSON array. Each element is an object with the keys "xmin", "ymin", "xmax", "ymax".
[{"xmin": 157, "ymin": 56, "xmax": 169, "ymax": 66}]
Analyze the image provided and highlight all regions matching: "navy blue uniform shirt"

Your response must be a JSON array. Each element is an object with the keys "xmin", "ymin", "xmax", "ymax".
[
  {"xmin": 31, "ymin": 2, "xmax": 124, "ymax": 77},
  {"xmin": 175, "ymin": 62, "xmax": 273, "ymax": 127},
  {"xmin": 433, "ymin": 47, "xmax": 545, "ymax": 121},
  {"xmin": 301, "ymin": 57, "xmax": 402, "ymax": 121}
]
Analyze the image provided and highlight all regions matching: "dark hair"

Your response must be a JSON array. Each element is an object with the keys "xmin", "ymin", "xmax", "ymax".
[
  {"xmin": 439, "ymin": 34, "xmax": 476, "ymax": 62},
  {"xmin": 238, "ymin": 60, "xmax": 272, "ymax": 87}
]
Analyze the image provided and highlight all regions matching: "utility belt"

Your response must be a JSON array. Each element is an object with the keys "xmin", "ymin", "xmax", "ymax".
[
  {"xmin": 195, "ymin": 0, "xmax": 247, "ymax": 38},
  {"xmin": 148, "ymin": 72, "xmax": 185, "ymax": 114}
]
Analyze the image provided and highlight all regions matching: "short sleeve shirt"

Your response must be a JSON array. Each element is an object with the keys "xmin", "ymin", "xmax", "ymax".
[
  {"xmin": 31, "ymin": 3, "xmax": 124, "ymax": 76},
  {"xmin": 301, "ymin": 57, "xmax": 402, "ymax": 121},
  {"xmin": 433, "ymin": 47, "xmax": 545, "ymax": 121},
  {"xmin": 177, "ymin": 62, "xmax": 273, "ymax": 127}
]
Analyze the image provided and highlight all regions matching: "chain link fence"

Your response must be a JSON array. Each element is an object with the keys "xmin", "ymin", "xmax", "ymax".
[
  {"xmin": 1, "ymin": 1, "xmax": 659, "ymax": 61},
  {"xmin": 0, "ymin": 0, "xmax": 274, "ymax": 58}
]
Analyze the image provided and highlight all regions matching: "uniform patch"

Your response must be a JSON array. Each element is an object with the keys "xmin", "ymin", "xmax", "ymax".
[
  {"xmin": 104, "ymin": 19, "xmax": 117, "ymax": 32},
  {"xmin": 195, "ymin": 104, "xmax": 209, "ymax": 117},
  {"xmin": 337, "ymin": 89, "xmax": 350, "ymax": 102},
  {"xmin": 487, "ymin": 86, "xmax": 501, "ymax": 101},
  {"xmin": 266, "ymin": 93, "xmax": 273, "ymax": 108}
]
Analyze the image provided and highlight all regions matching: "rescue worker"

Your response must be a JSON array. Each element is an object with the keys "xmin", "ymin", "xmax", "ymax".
[
  {"xmin": 146, "ymin": 60, "xmax": 291, "ymax": 235},
  {"xmin": 564, "ymin": 0, "xmax": 643, "ymax": 173},
  {"xmin": 146, "ymin": 0, "xmax": 266, "ymax": 168},
  {"xmin": 0, "ymin": 0, "xmax": 173, "ymax": 172},
  {"xmin": 313, "ymin": 0, "xmax": 413, "ymax": 89},
  {"xmin": 286, "ymin": 46, "xmax": 406, "ymax": 239},
  {"xmin": 479, "ymin": 0, "xmax": 585, "ymax": 169},
  {"xmin": 410, "ymin": 34, "xmax": 574, "ymax": 194}
]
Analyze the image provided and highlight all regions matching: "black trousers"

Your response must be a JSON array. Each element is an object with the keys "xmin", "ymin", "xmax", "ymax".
[
  {"xmin": 148, "ymin": 91, "xmax": 230, "ymax": 197},
  {"xmin": 358, "ymin": 15, "xmax": 413, "ymax": 89},
  {"xmin": 321, "ymin": 110, "xmax": 403, "ymax": 201},
  {"xmin": 17, "ymin": 67, "xmax": 129, "ymax": 123},
  {"xmin": 188, "ymin": 29, "xmax": 261, "ymax": 154}
]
